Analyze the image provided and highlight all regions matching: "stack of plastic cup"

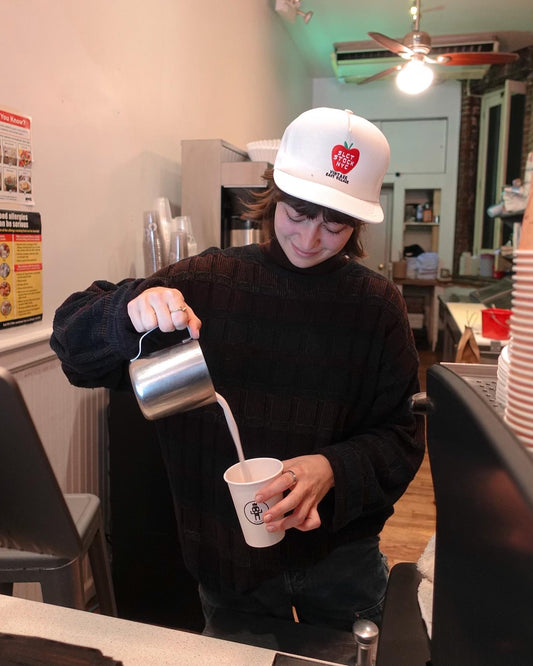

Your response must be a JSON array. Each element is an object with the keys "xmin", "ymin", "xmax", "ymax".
[{"xmin": 153, "ymin": 197, "xmax": 173, "ymax": 266}]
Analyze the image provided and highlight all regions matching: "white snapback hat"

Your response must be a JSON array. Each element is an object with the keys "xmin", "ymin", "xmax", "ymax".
[{"xmin": 273, "ymin": 107, "xmax": 390, "ymax": 223}]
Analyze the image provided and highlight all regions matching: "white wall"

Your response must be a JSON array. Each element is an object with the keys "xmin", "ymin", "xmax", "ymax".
[
  {"xmin": 0, "ymin": 0, "xmax": 311, "ymax": 344},
  {"xmin": 312, "ymin": 77, "xmax": 462, "ymax": 121}
]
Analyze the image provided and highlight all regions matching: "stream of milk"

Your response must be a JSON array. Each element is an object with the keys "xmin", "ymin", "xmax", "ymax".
[{"xmin": 216, "ymin": 392, "xmax": 252, "ymax": 481}]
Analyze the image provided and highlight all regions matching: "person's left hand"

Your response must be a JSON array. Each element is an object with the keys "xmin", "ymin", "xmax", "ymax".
[{"xmin": 254, "ymin": 454, "xmax": 334, "ymax": 533}]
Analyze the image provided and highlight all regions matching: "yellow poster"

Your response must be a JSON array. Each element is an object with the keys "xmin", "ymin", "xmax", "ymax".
[{"xmin": 0, "ymin": 210, "xmax": 42, "ymax": 328}]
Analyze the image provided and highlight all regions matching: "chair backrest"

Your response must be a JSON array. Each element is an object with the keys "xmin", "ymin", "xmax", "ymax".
[
  {"xmin": 0, "ymin": 366, "xmax": 81, "ymax": 559},
  {"xmin": 426, "ymin": 363, "xmax": 533, "ymax": 666}
]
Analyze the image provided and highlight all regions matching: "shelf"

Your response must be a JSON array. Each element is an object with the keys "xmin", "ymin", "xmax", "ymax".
[
  {"xmin": 404, "ymin": 222, "xmax": 440, "ymax": 227},
  {"xmin": 394, "ymin": 278, "xmax": 445, "ymax": 286},
  {"xmin": 495, "ymin": 211, "xmax": 525, "ymax": 218}
]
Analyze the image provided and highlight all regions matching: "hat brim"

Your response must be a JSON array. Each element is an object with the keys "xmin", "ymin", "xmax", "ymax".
[{"xmin": 273, "ymin": 168, "xmax": 384, "ymax": 224}]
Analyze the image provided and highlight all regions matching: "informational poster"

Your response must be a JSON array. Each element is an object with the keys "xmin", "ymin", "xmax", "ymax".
[
  {"xmin": 0, "ymin": 210, "xmax": 42, "ymax": 328},
  {"xmin": 0, "ymin": 108, "xmax": 33, "ymax": 206}
]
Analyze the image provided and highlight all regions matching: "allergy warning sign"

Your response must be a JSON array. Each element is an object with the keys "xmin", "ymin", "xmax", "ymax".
[{"xmin": 0, "ymin": 210, "xmax": 42, "ymax": 328}]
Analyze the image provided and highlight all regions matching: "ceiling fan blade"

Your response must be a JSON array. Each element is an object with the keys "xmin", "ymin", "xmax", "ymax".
[
  {"xmin": 368, "ymin": 32, "xmax": 413, "ymax": 58},
  {"xmin": 436, "ymin": 51, "xmax": 519, "ymax": 66},
  {"xmin": 357, "ymin": 65, "xmax": 402, "ymax": 85}
]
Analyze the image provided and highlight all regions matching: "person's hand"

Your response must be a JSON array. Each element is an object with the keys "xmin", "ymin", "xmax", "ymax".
[
  {"xmin": 127, "ymin": 287, "xmax": 201, "ymax": 338},
  {"xmin": 254, "ymin": 454, "xmax": 334, "ymax": 533}
]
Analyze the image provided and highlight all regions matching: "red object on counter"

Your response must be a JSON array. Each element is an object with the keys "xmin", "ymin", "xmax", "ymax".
[{"xmin": 481, "ymin": 308, "xmax": 512, "ymax": 340}]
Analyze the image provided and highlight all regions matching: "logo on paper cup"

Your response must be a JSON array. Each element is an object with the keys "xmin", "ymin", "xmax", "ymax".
[{"xmin": 243, "ymin": 500, "xmax": 270, "ymax": 525}]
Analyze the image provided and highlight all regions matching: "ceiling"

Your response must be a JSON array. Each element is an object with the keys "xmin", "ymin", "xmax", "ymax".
[{"xmin": 274, "ymin": 0, "xmax": 533, "ymax": 80}]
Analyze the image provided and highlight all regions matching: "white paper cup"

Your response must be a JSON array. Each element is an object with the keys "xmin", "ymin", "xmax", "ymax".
[
  {"xmin": 510, "ymin": 312, "xmax": 533, "ymax": 324},
  {"xmin": 224, "ymin": 457, "xmax": 285, "ymax": 548},
  {"xmin": 504, "ymin": 416, "xmax": 533, "ymax": 448},
  {"xmin": 508, "ymin": 372, "xmax": 530, "ymax": 391},
  {"xmin": 509, "ymin": 321, "xmax": 533, "ymax": 336},
  {"xmin": 511, "ymin": 296, "xmax": 533, "ymax": 308},
  {"xmin": 508, "ymin": 346, "xmax": 533, "ymax": 364},
  {"xmin": 507, "ymin": 386, "xmax": 533, "ymax": 406}
]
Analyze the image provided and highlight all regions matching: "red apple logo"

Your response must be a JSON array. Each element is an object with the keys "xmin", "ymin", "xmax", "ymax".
[{"xmin": 331, "ymin": 142, "xmax": 360, "ymax": 174}]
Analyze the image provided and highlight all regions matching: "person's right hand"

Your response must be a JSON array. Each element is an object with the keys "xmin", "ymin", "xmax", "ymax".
[{"xmin": 127, "ymin": 287, "xmax": 201, "ymax": 338}]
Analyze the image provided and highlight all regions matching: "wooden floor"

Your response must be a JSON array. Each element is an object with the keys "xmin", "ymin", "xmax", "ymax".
[{"xmin": 379, "ymin": 345, "xmax": 440, "ymax": 568}]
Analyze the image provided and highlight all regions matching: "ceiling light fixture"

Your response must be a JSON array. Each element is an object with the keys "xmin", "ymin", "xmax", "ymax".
[
  {"xmin": 396, "ymin": 57, "xmax": 434, "ymax": 94},
  {"xmin": 275, "ymin": 0, "xmax": 313, "ymax": 24}
]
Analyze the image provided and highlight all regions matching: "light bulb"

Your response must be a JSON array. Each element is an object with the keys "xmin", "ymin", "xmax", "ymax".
[{"xmin": 396, "ymin": 59, "xmax": 434, "ymax": 95}]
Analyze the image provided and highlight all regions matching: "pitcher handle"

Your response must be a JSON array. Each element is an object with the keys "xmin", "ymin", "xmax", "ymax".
[{"xmin": 130, "ymin": 326, "xmax": 192, "ymax": 362}]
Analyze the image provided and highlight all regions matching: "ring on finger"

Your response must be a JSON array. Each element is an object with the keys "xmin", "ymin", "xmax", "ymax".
[
  {"xmin": 170, "ymin": 306, "xmax": 187, "ymax": 313},
  {"xmin": 285, "ymin": 469, "xmax": 297, "ymax": 486}
]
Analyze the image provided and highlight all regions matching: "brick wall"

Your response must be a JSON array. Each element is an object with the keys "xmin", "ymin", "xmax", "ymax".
[{"xmin": 453, "ymin": 86, "xmax": 481, "ymax": 274}]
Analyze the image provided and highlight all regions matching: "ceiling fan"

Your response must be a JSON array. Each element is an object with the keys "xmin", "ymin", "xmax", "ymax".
[{"xmin": 359, "ymin": 0, "xmax": 519, "ymax": 90}]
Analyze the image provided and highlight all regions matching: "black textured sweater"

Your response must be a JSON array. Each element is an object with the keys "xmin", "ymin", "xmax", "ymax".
[{"xmin": 50, "ymin": 240, "xmax": 424, "ymax": 593}]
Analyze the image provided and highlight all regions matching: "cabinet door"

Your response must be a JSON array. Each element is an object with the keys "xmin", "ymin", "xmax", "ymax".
[
  {"xmin": 381, "ymin": 119, "xmax": 447, "ymax": 174},
  {"xmin": 359, "ymin": 186, "xmax": 393, "ymax": 275}
]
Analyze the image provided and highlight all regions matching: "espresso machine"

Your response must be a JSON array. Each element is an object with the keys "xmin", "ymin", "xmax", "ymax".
[
  {"xmin": 181, "ymin": 139, "xmax": 268, "ymax": 252},
  {"xmin": 221, "ymin": 187, "xmax": 262, "ymax": 249}
]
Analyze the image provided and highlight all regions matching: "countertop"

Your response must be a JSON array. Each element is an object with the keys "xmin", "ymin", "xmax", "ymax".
[
  {"xmin": 443, "ymin": 301, "xmax": 507, "ymax": 348},
  {"xmin": 0, "ymin": 594, "xmax": 344, "ymax": 666}
]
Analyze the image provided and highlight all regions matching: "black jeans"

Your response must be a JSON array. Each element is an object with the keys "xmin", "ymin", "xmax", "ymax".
[{"xmin": 200, "ymin": 536, "xmax": 389, "ymax": 633}]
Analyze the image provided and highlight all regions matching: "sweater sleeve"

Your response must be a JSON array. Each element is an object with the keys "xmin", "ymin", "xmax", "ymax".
[
  {"xmin": 49, "ymin": 246, "xmax": 239, "ymax": 389},
  {"xmin": 50, "ymin": 272, "xmax": 184, "ymax": 389},
  {"xmin": 317, "ymin": 289, "xmax": 424, "ymax": 533},
  {"xmin": 50, "ymin": 278, "xmax": 143, "ymax": 389}
]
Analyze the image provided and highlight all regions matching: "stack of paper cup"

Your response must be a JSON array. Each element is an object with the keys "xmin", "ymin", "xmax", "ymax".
[{"xmin": 504, "ymin": 249, "xmax": 533, "ymax": 450}]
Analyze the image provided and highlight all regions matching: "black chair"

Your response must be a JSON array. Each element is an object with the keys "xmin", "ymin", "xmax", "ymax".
[{"xmin": 0, "ymin": 366, "xmax": 117, "ymax": 616}]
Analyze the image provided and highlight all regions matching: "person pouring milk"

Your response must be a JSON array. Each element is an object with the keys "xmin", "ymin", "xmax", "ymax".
[{"xmin": 51, "ymin": 107, "xmax": 424, "ymax": 633}]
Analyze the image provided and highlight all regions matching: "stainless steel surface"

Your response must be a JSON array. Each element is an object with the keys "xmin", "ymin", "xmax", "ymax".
[
  {"xmin": 129, "ymin": 336, "xmax": 216, "ymax": 419},
  {"xmin": 181, "ymin": 139, "xmax": 268, "ymax": 253},
  {"xmin": 230, "ymin": 228, "xmax": 261, "ymax": 247},
  {"xmin": 230, "ymin": 216, "xmax": 261, "ymax": 247},
  {"xmin": 220, "ymin": 161, "xmax": 269, "ymax": 187},
  {"xmin": 440, "ymin": 362, "xmax": 502, "ymax": 414},
  {"xmin": 409, "ymin": 391, "xmax": 434, "ymax": 414},
  {"xmin": 353, "ymin": 619, "xmax": 379, "ymax": 666}
]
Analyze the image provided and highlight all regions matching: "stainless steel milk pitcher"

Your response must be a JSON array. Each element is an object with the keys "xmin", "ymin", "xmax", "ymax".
[{"xmin": 129, "ymin": 328, "xmax": 216, "ymax": 420}]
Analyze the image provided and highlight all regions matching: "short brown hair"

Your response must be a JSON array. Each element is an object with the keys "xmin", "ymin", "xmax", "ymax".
[{"xmin": 243, "ymin": 169, "xmax": 367, "ymax": 258}]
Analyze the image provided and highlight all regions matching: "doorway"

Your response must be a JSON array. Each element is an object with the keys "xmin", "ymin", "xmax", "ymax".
[{"xmin": 358, "ymin": 185, "xmax": 393, "ymax": 275}]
